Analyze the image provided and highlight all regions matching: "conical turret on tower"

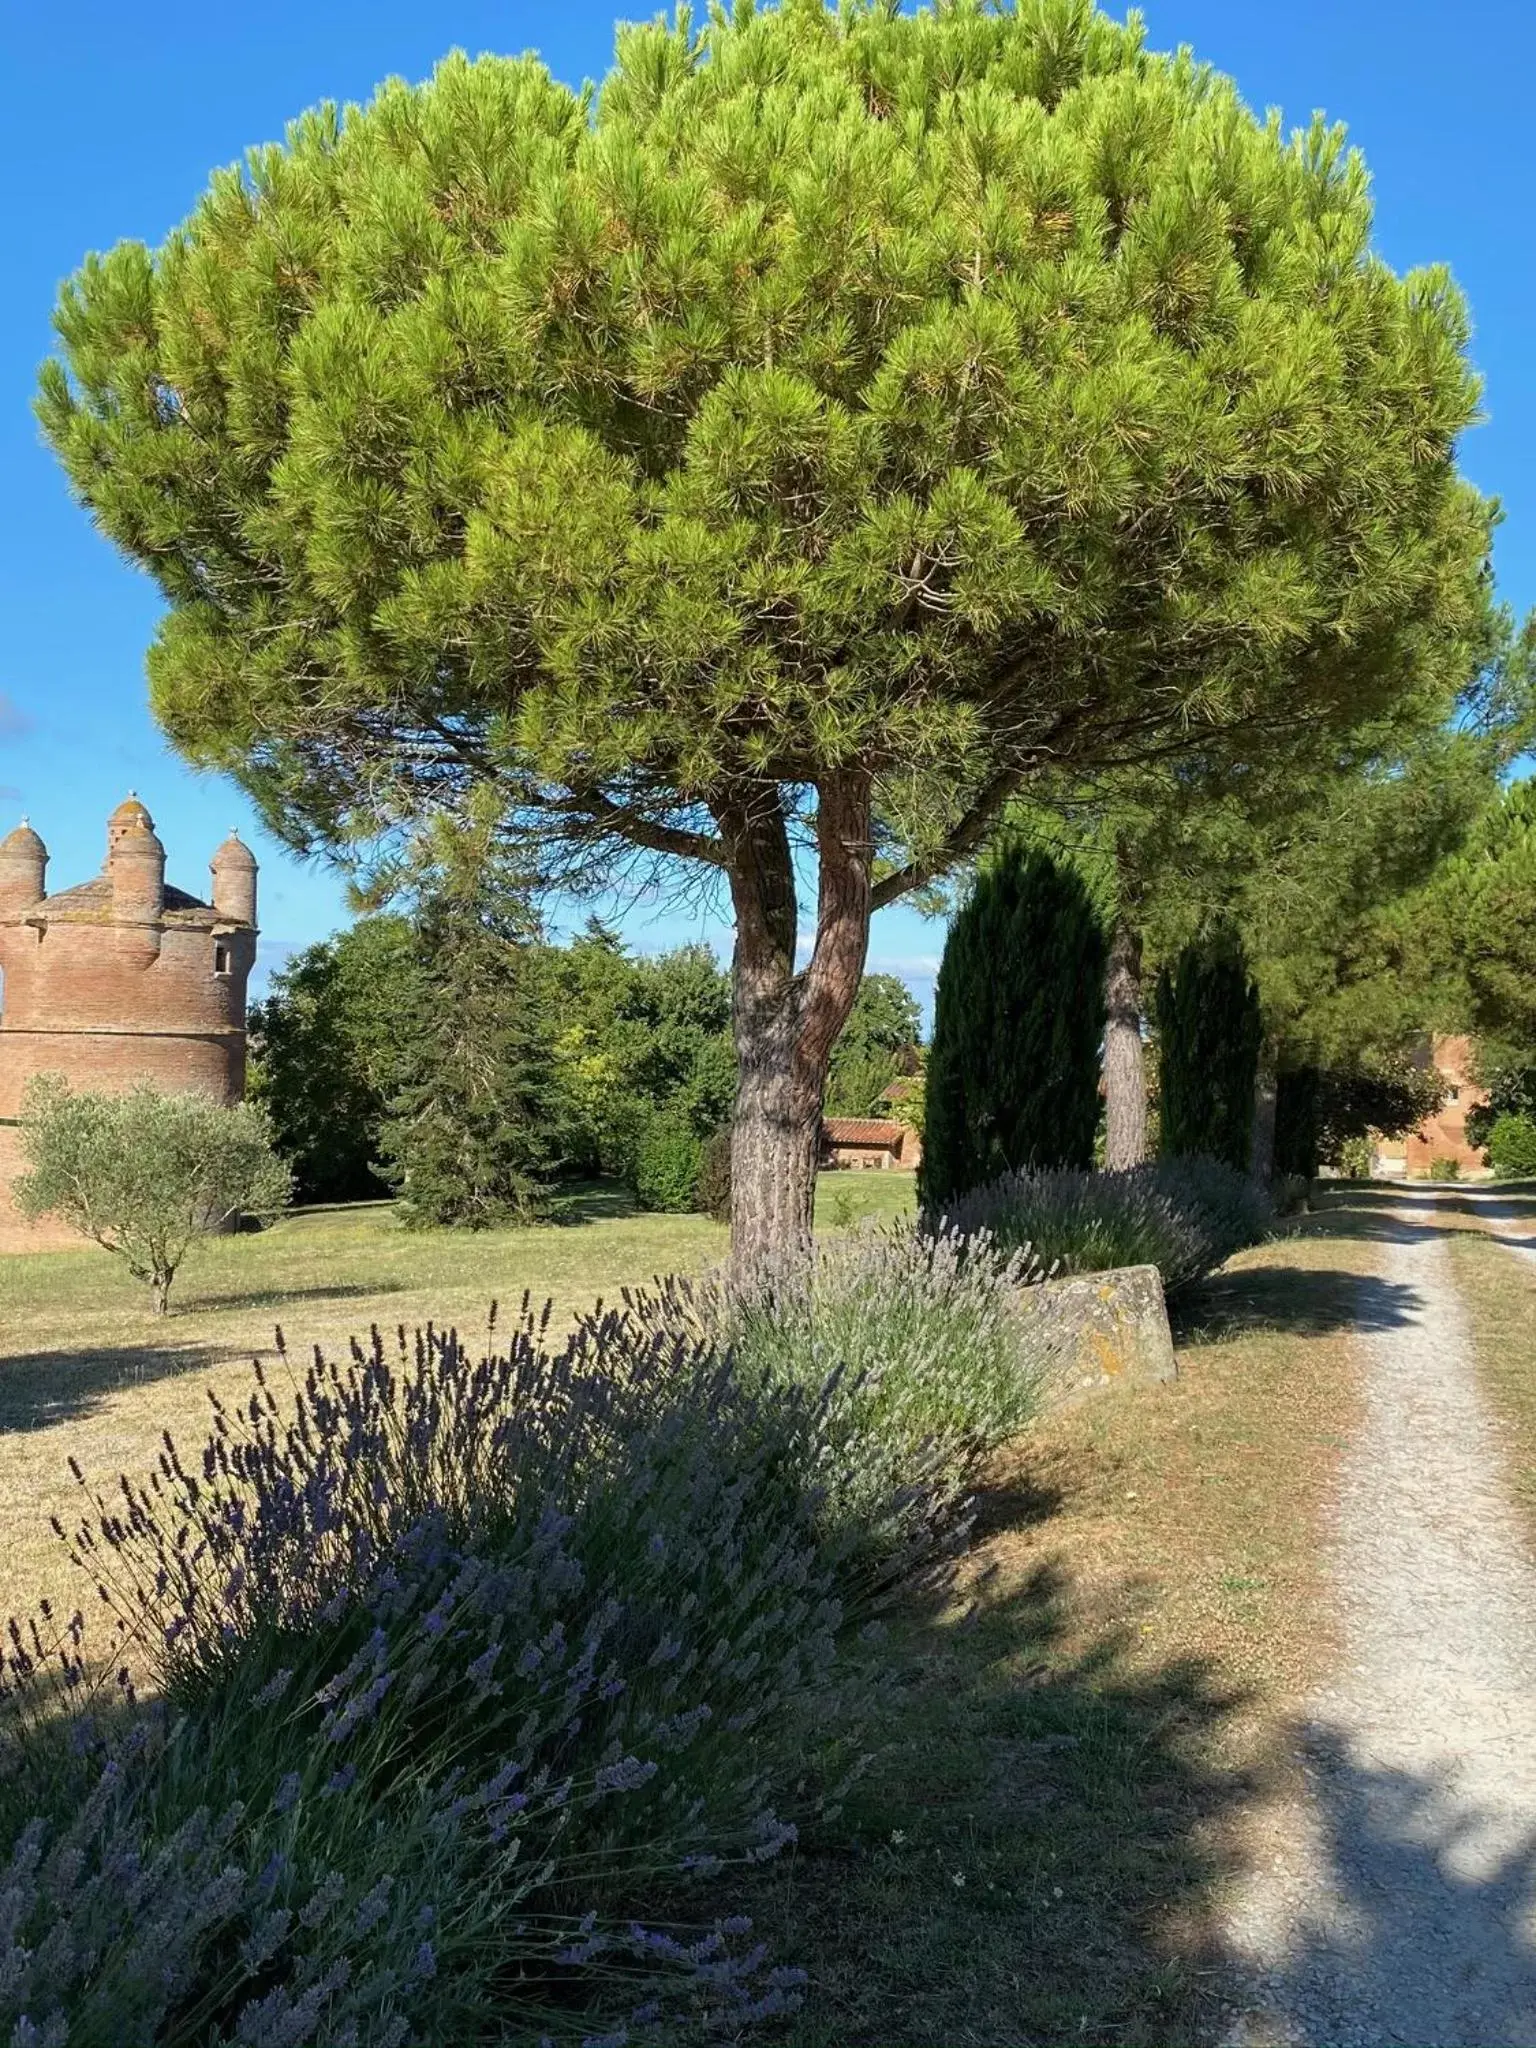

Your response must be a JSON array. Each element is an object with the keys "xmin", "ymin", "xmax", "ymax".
[
  {"xmin": 210, "ymin": 831, "xmax": 258, "ymax": 928},
  {"xmin": 0, "ymin": 821, "xmax": 46, "ymax": 919}
]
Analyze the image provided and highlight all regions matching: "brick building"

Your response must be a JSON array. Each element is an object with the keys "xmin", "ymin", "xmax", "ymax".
[
  {"xmin": 820, "ymin": 1116, "xmax": 922, "ymax": 1171},
  {"xmin": 1373, "ymin": 1034, "xmax": 1489, "ymax": 1180},
  {"xmin": 0, "ymin": 798, "xmax": 258, "ymax": 1248}
]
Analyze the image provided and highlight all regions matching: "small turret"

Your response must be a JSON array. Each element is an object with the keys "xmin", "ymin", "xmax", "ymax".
[
  {"xmin": 210, "ymin": 831, "xmax": 258, "ymax": 927},
  {"xmin": 108, "ymin": 799, "xmax": 165, "ymax": 927},
  {"xmin": 107, "ymin": 794, "xmax": 153, "ymax": 854},
  {"xmin": 0, "ymin": 821, "xmax": 46, "ymax": 919}
]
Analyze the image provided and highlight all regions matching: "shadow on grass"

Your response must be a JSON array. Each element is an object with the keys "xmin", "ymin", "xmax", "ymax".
[
  {"xmin": 180, "ymin": 1280, "xmax": 408, "ymax": 1315},
  {"xmin": 1174, "ymin": 1264, "xmax": 1420, "ymax": 1344},
  {"xmin": 0, "ymin": 1340, "xmax": 228, "ymax": 1436},
  {"xmin": 543, "ymin": 1180, "xmax": 646, "ymax": 1226},
  {"xmin": 749, "ymin": 1526, "xmax": 1259, "ymax": 2046}
]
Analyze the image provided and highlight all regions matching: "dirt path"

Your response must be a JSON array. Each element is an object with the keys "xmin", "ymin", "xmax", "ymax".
[{"xmin": 1222, "ymin": 1187, "xmax": 1536, "ymax": 2047}]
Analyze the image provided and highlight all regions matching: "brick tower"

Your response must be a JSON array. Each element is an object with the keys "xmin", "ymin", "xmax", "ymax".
[{"xmin": 0, "ymin": 798, "xmax": 258, "ymax": 1248}]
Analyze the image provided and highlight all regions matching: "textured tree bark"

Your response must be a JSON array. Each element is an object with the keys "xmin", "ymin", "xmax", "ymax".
[
  {"xmin": 1251, "ymin": 1047, "xmax": 1279, "ymax": 1185},
  {"xmin": 719, "ymin": 776, "xmax": 872, "ymax": 1277},
  {"xmin": 1103, "ymin": 916, "xmax": 1149, "ymax": 1171}
]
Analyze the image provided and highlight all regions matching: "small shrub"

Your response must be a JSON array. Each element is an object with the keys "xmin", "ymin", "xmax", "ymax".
[
  {"xmin": 1427, "ymin": 1155, "xmax": 1462, "ymax": 1182},
  {"xmin": 1487, "ymin": 1113, "xmax": 1536, "ymax": 1178},
  {"xmin": 13, "ymin": 1078, "xmax": 290, "ymax": 1312},
  {"xmin": 937, "ymin": 1158, "xmax": 1271, "ymax": 1297},
  {"xmin": 633, "ymin": 1114, "xmax": 703, "ymax": 1212},
  {"xmin": 1272, "ymin": 1172, "xmax": 1312, "ymax": 1217},
  {"xmin": 1338, "ymin": 1135, "xmax": 1374, "ymax": 1180},
  {"xmin": 697, "ymin": 1125, "xmax": 733, "ymax": 1219}
]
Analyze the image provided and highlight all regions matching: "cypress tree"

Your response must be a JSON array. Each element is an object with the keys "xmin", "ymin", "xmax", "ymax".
[
  {"xmin": 1155, "ymin": 933, "xmax": 1264, "ymax": 1170},
  {"xmin": 380, "ymin": 876, "xmax": 559, "ymax": 1228},
  {"xmin": 923, "ymin": 845, "xmax": 1107, "ymax": 1208}
]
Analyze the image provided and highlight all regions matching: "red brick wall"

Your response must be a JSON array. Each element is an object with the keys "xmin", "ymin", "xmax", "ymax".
[{"xmin": 0, "ymin": 877, "xmax": 255, "ymax": 1247}]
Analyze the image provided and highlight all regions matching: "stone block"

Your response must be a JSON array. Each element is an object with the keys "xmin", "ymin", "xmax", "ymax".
[{"xmin": 1023, "ymin": 1262, "xmax": 1177, "ymax": 1409}]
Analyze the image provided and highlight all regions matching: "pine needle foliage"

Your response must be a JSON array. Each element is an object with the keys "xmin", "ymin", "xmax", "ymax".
[
  {"xmin": 37, "ymin": 0, "xmax": 1497, "ymax": 1247},
  {"xmin": 1155, "ymin": 931, "xmax": 1264, "ymax": 1170},
  {"xmin": 923, "ymin": 841, "xmax": 1106, "ymax": 1205},
  {"xmin": 379, "ymin": 875, "xmax": 558, "ymax": 1227}
]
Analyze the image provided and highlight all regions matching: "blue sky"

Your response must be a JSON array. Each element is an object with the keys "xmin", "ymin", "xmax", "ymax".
[{"xmin": 3, "ymin": 0, "xmax": 1533, "ymax": 1010}]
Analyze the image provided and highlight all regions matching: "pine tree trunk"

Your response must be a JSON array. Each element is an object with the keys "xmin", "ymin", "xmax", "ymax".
[
  {"xmin": 1103, "ymin": 917, "xmax": 1148, "ymax": 1171},
  {"xmin": 1251, "ymin": 1048, "xmax": 1279, "ymax": 1185},
  {"xmin": 720, "ymin": 777, "xmax": 872, "ymax": 1278}
]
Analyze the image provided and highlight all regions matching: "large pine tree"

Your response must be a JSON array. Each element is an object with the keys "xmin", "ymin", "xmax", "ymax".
[
  {"xmin": 40, "ymin": 1, "xmax": 1496, "ymax": 1262},
  {"xmin": 923, "ymin": 844, "xmax": 1106, "ymax": 1206}
]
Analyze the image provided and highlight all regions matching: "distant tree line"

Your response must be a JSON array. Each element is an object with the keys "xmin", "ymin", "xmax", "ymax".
[{"xmin": 249, "ymin": 892, "xmax": 922, "ymax": 1227}]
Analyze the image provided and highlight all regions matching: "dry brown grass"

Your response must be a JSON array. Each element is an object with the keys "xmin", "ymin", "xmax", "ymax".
[
  {"xmin": 762, "ymin": 1198, "xmax": 1376, "ymax": 2047},
  {"xmin": 1437, "ymin": 1186, "xmax": 1536, "ymax": 1544}
]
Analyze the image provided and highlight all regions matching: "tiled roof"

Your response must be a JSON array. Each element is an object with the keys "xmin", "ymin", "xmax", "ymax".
[
  {"xmin": 32, "ymin": 878, "xmax": 238, "ymax": 929},
  {"xmin": 822, "ymin": 1118, "xmax": 908, "ymax": 1145}
]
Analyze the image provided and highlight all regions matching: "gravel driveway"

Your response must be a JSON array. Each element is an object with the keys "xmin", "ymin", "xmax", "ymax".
[{"xmin": 1222, "ymin": 1187, "xmax": 1536, "ymax": 2047}]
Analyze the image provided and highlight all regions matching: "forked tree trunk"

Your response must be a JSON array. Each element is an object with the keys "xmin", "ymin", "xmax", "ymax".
[
  {"xmin": 1251, "ymin": 1046, "xmax": 1279, "ymax": 1186},
  {"xmin": 719, "ymin": 776, "xmax": 872, "ymax": 1278},
  {"xmin": 1103, "ymin": 917, "xmax": 1149, "ymax": 1171}
]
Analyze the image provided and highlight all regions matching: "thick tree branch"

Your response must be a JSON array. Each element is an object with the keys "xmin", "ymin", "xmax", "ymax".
[
  {"xmin": 869, "ymin": 765, "xmax": 1026, "ymax": 912},
  {"xmin": 800, "ymin": 772, "xmax": 875, "ymax": 1072},
  {"xmin": 544, "ymin": 788, "xmax": 728, "ymax": 869}
]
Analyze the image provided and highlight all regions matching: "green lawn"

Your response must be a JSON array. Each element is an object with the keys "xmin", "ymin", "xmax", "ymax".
[
  {"xmin": 0, "ymin": 1169, "xmax": 1392, "ymax": 2043},
  {"xmin": 0, "ymin": 1172, "xmax": 913, "ymax": 1619}
]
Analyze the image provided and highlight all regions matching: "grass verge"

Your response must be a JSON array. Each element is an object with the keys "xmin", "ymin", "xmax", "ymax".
[
  {"xmin": 741, "ymin": 1209, "xmax": 1373, "ymax": 2046},
  {"xmin": 1439, "ymin": 1206, "xmax": 1536, "ymax": 1545}
]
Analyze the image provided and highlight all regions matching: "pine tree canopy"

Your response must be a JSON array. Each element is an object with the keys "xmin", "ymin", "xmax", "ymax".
[{"xmin": 40, "ymin": 0, "xmax": 1493, "ymax": 879}]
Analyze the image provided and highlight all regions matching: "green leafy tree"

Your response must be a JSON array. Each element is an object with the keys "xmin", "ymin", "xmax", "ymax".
[
  {"xmin": 1275, "ymin": 1057, "xmax": 1444, "ymax": 1177},
  {"xmin": 1155, "ymin": 932, "xmax": 1264, "ymax": 1171},
  {"xmin": 1467, "ymin": 1051, "xmax": 1536, "ymax": 1151},
  {"xmin": 544, "ymin": 924, "xmax": 735, "ymax": 1175},
  {"xmin": 826, "ymin": 973, "xmax": 923, "ymax": 1117},
  {"xmin": 247, "ymin": 915, "xmax": 416, "ymax": 1201},
  {"xmin": 40, "ymin": 1, "xmax": 1494, "ymax": 1260},
  {"xmin": 380, "ymin": 870, "xmax": 559, "ymax": 1228},
  {"xmin": 14, "ymin": 1080, "xmax": 290, "ymax": 1314},
  {"xmin": 1002, "ymin": 672, "xmax": 1517, "ymax": 1174},
  {"xmin": 924, "ymin": 843, "xmax": 1105, "ymax": 1206}
]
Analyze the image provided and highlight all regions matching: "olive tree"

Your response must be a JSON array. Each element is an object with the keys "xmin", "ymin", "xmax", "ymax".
[
  {"xmin": 14, "ymin": 1081, "xmax": 291, "ymax": 1313},
  {"xmin": 38, "ymin": 0, "xmax": 1493, "ymax": 1262}
]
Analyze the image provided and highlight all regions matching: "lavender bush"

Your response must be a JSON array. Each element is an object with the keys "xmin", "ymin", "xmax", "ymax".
[
  {"xmin": 0, "ymin": 1225, "xmax": 1060, "ymax": 2041},
  {"xmin": 0, "ymin": 1307, "xmax": 845, "ymax": 2044},
  {"xmin": 937, "ymin": 1158, "xmax": 1272, "ymax": 1297},
  {"xmin": 619, "ymin": 1223, "xmax": 1056, "ymax": 1582}
]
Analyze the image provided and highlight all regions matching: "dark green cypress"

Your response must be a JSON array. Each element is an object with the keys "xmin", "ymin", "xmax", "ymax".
[
  {"xmin": 1274, "ymin": 1066, "xmax": 1323, "ymax": 1180},
  {"xmin": 922, "ymin": 844, "xmax": 1107, "ymax": 1208},
  {"xmin": 380, "ymin": 876, "xmax": 559, "ymax": 1228},
  {"xmin": 1155, "ymin": 932, "xmax": 1264, "ymax": 1171}
]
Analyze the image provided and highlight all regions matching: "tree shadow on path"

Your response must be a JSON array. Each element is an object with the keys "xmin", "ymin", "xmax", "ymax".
[{"xmin": 1228, "ymin": 1720, "xmax": 1536, "ymax": 2046}]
